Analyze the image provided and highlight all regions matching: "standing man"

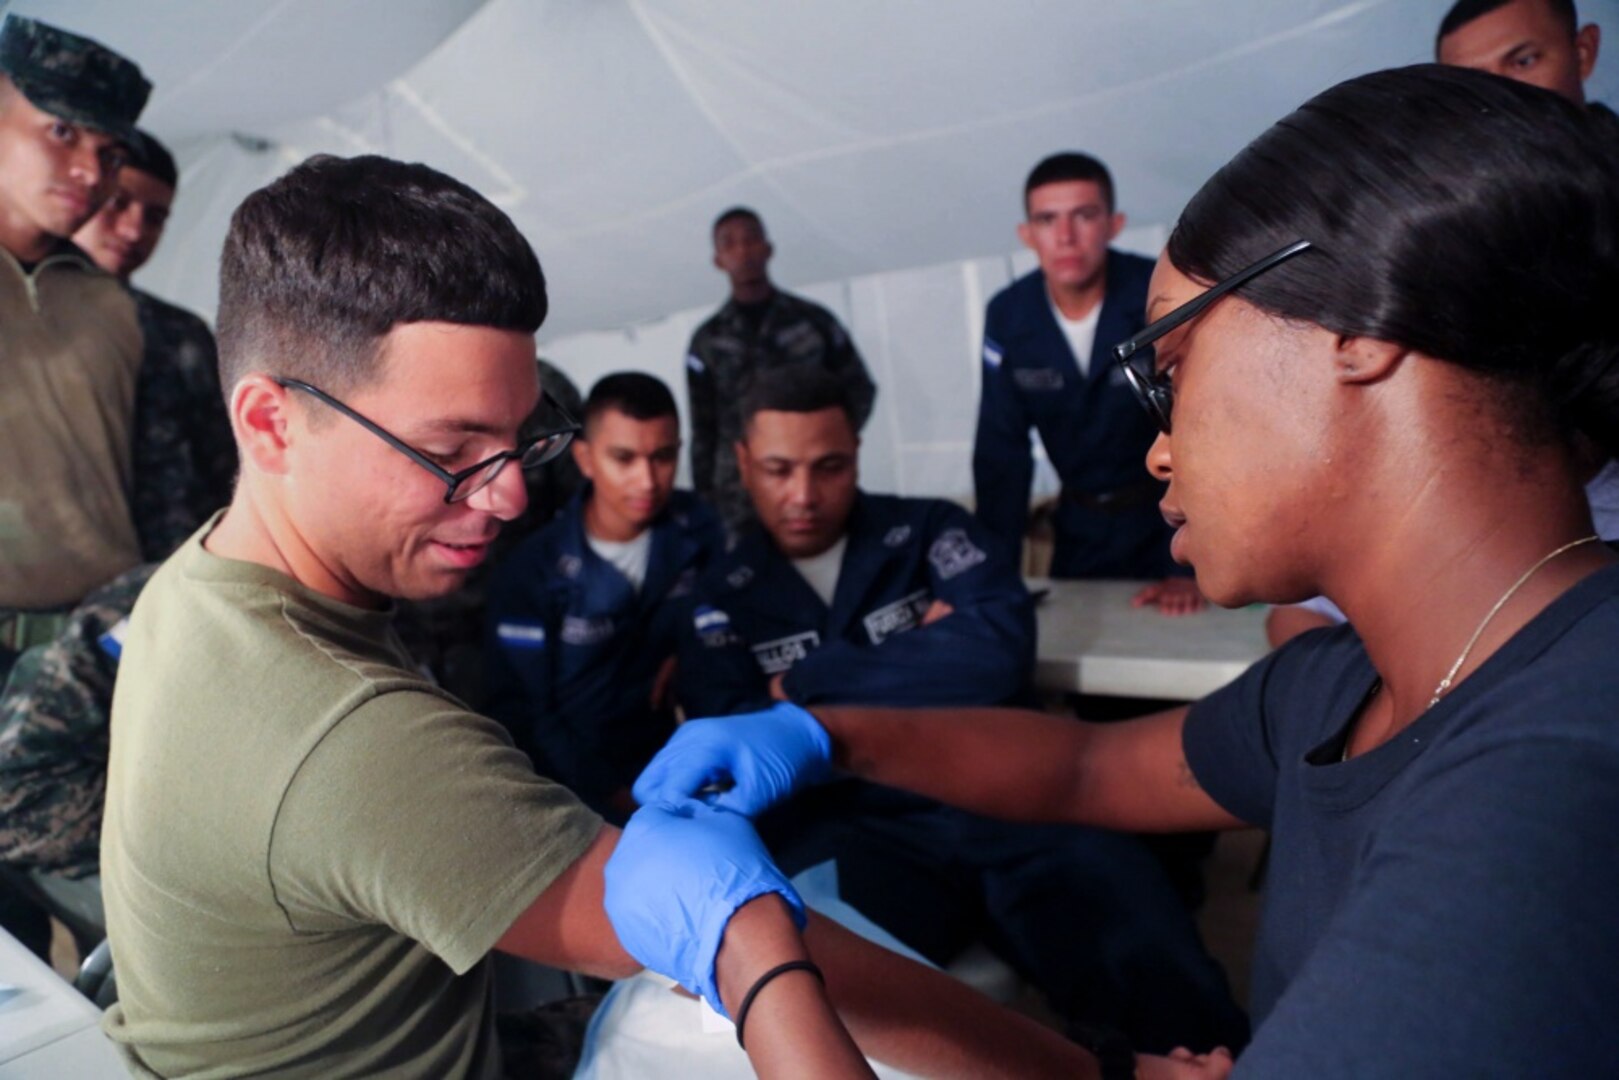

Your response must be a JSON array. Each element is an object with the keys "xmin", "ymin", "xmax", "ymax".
[
  {"xmin": 973, "ymin": 153, "xmax": 1201, "ymax": 613},
  {"xmin": 686, "ymin": 207, "xmax": 876, "ymax": 533},
  {"xmin": 486, "ymin": 372, "xmax": 723, "ymax": 822},
  {"xmin": 74, "ymin": 128, "xmax": 238, "ymax": 543},
  {"xmin": 1437, "ymin": 0, "xmax": 1602, "ymax": 108},
  {"xmin": 0, "ymin": 13, "xmax": 153, "ymax": 678}
]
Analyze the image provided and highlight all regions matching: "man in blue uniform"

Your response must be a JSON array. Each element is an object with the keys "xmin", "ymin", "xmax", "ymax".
[
  {"xmin": 973, "ymin": 153, "xmax": 1201, "ymax": 613},
  {"xmin": 486, "ymin": 373, "xmax": 722, "ymax": 822},
  {"xmin": 677, "ymin": 367, "xmax": 1248, "ymax": 1053}
]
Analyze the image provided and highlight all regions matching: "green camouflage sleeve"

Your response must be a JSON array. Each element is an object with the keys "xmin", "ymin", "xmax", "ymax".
[
  {"xmin": 0, "ymin": 563, "xmax": 157, "ymax": 878},
  {"xmin": 130, "ymin": 291, "xmax": 236, "ymax": 560}
]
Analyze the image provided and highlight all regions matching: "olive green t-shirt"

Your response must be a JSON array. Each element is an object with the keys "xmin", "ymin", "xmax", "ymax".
[{"xmin": 99, "ymin": 525, "xmax": 602, "ymax": 1078}]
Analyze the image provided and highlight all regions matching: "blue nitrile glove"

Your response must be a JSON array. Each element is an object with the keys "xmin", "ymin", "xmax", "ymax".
[
  {"xmin": 632, "ymin": 702, "xmax": 834, "ymax": 817},
  {"xmin": 603, "ymin": 800, "xmax": 806, "ymax": 1018}
]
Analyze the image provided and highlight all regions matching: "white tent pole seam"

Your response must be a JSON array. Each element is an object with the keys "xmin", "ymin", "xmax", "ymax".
[
  {"xmin": 144, "ymin": 0, "xmax": 300, "ymax": 112},
  {"xmin": 622, "ymin": 0, "xmax": 868, "ymax": 266}
]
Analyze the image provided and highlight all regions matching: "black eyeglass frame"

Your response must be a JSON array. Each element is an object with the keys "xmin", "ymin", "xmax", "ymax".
[
  {"xmin": 273, "ymin": 376, "xmax": 582, "ymax": 504},
  {"xmin": 1112, "ymin": 239, "xmax": 1314, "ymax": 434}
]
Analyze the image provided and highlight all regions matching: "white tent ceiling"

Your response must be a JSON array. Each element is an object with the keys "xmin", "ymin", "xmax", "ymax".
[
  {"xmin": 26, "ymin": 0, "xmax": 1619, "ymax": 339},
  {"xmin": 21, "ymin": 1, "xmax": 1619, "ymax": 499}
]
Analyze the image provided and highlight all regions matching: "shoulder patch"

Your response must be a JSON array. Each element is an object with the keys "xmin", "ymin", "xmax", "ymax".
[
  {"xmin": 982, "ymin": 339, "xmax": 1003, "ymax": 369},
  {"xmin": 929, "ymin": 527, "xmax": 988, "ymax": 580},
  {"xmin": 693, "ymin": 604, "xmax": 740, "ymax": 648},
  {"xmin": 883, "ymin": 525, "xmax": 913, "ymax": 548},
  {"xmin": 496, "ymin": 621, "xmax": 548, "ymax": 649},
  {"xmin": 97, "ymin": 617, "xmax": 130, "ymax": 661}
]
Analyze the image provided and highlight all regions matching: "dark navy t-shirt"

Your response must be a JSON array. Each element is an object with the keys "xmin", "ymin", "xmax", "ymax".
[{"xmin": 1185, "ymin": 564, "xmax": 1619, "ymax": 1078}]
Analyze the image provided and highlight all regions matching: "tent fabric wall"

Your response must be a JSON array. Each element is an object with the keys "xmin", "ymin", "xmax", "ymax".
[
  {"xmin": 543, "ymin": 224, "xmax": 1166, "ymax": 503},
  {"xmin": 23, "ymin": 0, "xmax": 1619, "ymax": 501}
]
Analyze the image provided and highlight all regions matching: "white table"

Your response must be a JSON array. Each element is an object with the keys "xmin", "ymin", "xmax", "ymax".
[
  {"xmin": 1030, "ymin": 578, "xmax": 1269, "ymax": 701},
  {"xmin": 0, "ymin": 928, "xmax": 124, "ymax": 1078}
]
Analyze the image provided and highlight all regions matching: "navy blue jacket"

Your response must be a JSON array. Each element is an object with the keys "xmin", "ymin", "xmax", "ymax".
[
  {"xmin": 678, "ymin": 492, "xmax": 1034, "ymax": 717},
  {"xmin": 972, "ymin": 252, "xmax": 1178, "ymax": 578},
  {"xmin": 485, "ymin": 488, "xmax": 723, "ymax": 809}
]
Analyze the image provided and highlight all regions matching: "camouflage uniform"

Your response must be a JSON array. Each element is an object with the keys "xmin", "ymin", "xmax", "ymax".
[
  {"xmin": 0, "ymin": 17, "xmax": 156, "ymax": 664},
  {"xmin": 685, "ymin": 289, "xmax": 876, "ymax": 530},
  {"xmin": 130, "ymin": 288, "xmax": 238, "ymax": 558},
  {"xmin": 0, "ymin": 562, "xmax": 156, "ymax": 879}
]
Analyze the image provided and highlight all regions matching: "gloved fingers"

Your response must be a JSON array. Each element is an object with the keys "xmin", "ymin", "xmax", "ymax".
[{"xmin": 633, "ymin": 750, "xmax": 731, "ymax": 806}]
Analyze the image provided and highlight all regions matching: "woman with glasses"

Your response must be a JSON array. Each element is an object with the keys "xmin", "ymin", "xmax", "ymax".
[{"xmin": 626, "ymin": 63, "xmax": 1619, "ymax": 1077}]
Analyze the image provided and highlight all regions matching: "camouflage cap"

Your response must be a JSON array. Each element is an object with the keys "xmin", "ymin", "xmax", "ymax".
[{"xmin": 0, "ymin": 14, "xmax": 150, "ymax": 142}]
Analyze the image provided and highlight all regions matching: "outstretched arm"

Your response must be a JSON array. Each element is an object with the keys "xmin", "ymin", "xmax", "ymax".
[
  {"xmin": 636, "ymin": 700, "xmax": 1244, "ymax": 834},
  {"xmin": 817, "ymin": 703, "xmax": 1244, "ymax": 833}
]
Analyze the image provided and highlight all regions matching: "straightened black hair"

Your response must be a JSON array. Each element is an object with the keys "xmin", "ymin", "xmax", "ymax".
[
  {"xmin": 1437, "ymin": 0, "xmax": 1578, "ymax": 48},
  {"xmin": 216, "ymin": 154, "xmax": 547, "ymax": 397},
  {"xmin": 1024, "ymin": 152, "xmax": 1115, "ymax": 214},
  {"xmin": 740, "ymin": 366, "xmax": 855, "ymax": 433},
  {"xmin": 713, "ymin": 206, "xmax": 764, "ymax": 238},
  {"xmin": 584, "ymin": 371, "xmax": 678, "ymax": 432},
  {"xmin": 1166, "ymin": 64, "xmax": 1619, "ymax": 459}
]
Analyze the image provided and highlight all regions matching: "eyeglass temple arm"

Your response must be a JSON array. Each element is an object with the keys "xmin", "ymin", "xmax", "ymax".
[{"xmin": 1114, "ymin": 240, "xmax": 1314, "ymax": 363}]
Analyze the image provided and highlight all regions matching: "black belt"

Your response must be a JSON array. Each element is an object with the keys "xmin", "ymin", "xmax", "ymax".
[{"xmin": 1060, "ymin": 481, "xmax": 1163, "ymax": 514}]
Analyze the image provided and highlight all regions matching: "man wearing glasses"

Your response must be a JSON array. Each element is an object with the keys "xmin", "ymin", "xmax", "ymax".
[
  {"xmin": 972, "ymin": 153, "xmax": 1202, "ymax": 614},
  {"xmin": 97, "ymin": 153, "xmax": 1094, "ymax": 1078}
]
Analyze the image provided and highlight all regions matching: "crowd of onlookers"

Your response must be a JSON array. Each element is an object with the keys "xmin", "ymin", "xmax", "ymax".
[{"xmin": 1, "ymin": 1, "xmax": 1617, "ymax": 1077}]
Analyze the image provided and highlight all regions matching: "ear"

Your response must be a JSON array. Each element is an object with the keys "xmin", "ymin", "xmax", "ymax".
[
  {"xmin": 712, "ymin": 249, "xmax": 724, "ymax": 273},
  {"xmin": 1108, "ymin": 211, "xmax": 1127, "ymax": 242},
  {"xmin": 571, "ymin": 435, "xmax": 595, "ymax": 480},
  {"xmin": 1016, "ymin": 220, "xmax": 1035, "ymax": 252},
  {"xmin": 1332, "ymin": 336, "xmax": 1408, "ymax": 385},
  {"xmin": 1576, "ymin": 23, "xmax": 1600, "ymax": 81},
  {"xmin": 230, "ymin": 374, "xmax": 299, "ymax": 478},
  {"xmin": 733, "ymin": 439, "xmax": 752, "ymax": 486}
]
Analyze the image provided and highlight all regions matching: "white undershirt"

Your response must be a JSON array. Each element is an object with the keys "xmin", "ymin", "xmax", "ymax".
[
  {"xmin": 1050, "ymin": 295, "xmax": 1102, "ymax": 377},
  {"xmin": 791, "ymin": 535, "xmax": 848, "ymax": 608},
  {"xmin": 587, "ymin": 530, "xmax": 653, "ymax": 592}
]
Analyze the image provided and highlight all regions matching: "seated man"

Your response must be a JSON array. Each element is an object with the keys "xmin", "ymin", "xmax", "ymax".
[
  {"xmin": 486, "ymin": 372, "xmax": 722, "ymax": 821},
  {"xmin": 99, "ymin": 153, "xmax": 1093, "ymax": 1079},
  {"xmin": 678, "ymin": 366, "xmax": 1248, "ymax": 1054}
]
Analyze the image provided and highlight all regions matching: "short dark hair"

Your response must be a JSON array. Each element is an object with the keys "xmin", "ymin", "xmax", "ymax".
[
  {"xmin": 124, "ymin": 128, "xmax": 176, "ymax": 189},
  {"xmin": 1024, "ymin": 152, "xmax": 1115, "ymax": 214},
  {"xmin": 1437, "ymin": 0, "xmax": 1578, "ymax": 49},
  {"xmin": 713, "ymin": 206, "xmax": 764, "ymax": 238},
  {"xmin": 1166, "ymin": 64, "xmax": 1619, "ymax": 460},
  {"xmin": 583, "ymin": 371, "xmax": 678, "ymax": 433},
  {"xmin": 216, "ymin": 154, "xmax": 547, "ymax": 398},
  {"xmin": 739, "ymin": 366, "xmax": 856, "ymax": 433}
]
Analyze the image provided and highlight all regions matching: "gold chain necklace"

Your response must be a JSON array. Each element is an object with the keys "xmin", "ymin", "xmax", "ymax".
[
  {"xmin": 1342, "ymin": 534, "xmax": 1599, "ymax": 763},
  {"xmin": 1426, "ymin": 534, "xmax": 1599, "ymax": 709}
]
